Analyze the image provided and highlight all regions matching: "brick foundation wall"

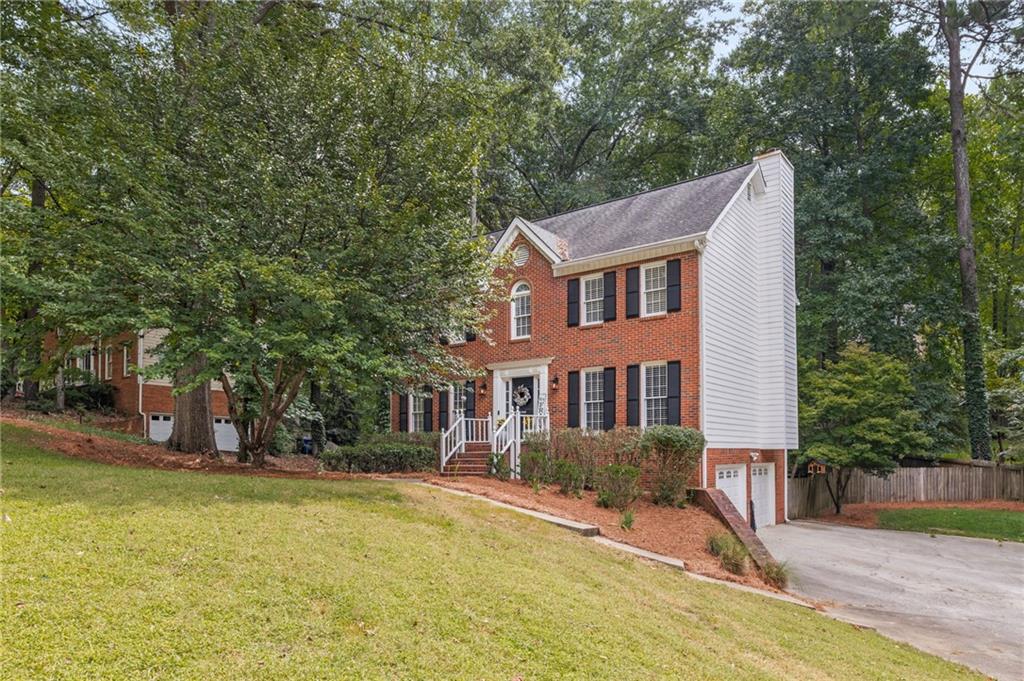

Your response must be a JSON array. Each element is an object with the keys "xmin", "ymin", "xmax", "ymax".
[{"xmin": 705, "ymin": 448, "xmax": 786, "ymax": 525}]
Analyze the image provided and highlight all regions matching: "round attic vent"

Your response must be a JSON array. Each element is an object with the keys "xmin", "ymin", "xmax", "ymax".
[{"xmin": 513, "ymin": 244, "xmax": 530, "ymax": 266}]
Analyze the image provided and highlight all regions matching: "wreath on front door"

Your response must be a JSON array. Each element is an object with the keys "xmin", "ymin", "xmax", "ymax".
[{"xmin": 511, "ymin": 384, "xmax": 532, "ymax": 407}]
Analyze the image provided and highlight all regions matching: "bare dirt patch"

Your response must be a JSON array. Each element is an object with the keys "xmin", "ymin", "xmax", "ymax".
[
  {"xmin": 814, "ymin": 500, "xmax": 1024, "ymax": 529},
  {"xmin": 427, "ymin": 475, "xmax": 775, "ymax": 590}
]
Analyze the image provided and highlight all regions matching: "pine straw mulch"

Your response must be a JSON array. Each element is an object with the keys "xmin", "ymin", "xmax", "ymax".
[
  {"xmin": 426, "ymin": 475, "xmax": 775, "ymax": 590},
  {"xmin": 812, "ymin": 500, "xmax": 1024, "ymax": 529}
]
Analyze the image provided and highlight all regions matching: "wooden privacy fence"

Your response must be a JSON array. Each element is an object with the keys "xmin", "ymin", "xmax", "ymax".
[{"xmin": 788, "ymin": 461, "xmax": 1024, "ymax": 518}]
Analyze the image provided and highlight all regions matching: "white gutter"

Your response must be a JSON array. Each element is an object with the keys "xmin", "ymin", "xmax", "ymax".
[
  {"xmin": 551, "ymin": 232, "xmax": 707, "ymax": 276},
  {"xmin": 137, "ymin": 330, "xmax": 146, "ymax": 437}
]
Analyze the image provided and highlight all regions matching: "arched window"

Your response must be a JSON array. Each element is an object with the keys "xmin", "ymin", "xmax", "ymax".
[{"xmin": 511, "ymin": 281, "xmax": 532, "ymax": 339}]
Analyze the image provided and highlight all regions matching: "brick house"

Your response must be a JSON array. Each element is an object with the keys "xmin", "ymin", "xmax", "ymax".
[
  {"xmin": 392, "ymin": 150, "xmax": 797, "ymax": 527},
  {"xmin": 59, "ymin": 329, "xmax": 238, "ymax": 451}
]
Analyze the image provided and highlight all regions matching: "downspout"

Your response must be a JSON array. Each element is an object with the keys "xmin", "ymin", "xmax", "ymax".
[
  {"xmin": 137, "ymin": 330, "xmax": 145, "ymax": 437},
  {"xmin": 784, "ymin": 450, "xmax": 790, "ymax": 522}
]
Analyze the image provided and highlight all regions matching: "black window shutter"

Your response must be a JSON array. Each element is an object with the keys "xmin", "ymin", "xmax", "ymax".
[
  {"xmin": 398, "ymin": 394, "xmax": 408, "ymax": 432},
  {"xmin": 667, "ymin": 259, "xmax": 681, "ymax": 312},
  {"xmin": 567, "ymin": 371, "xmax": 580, "ymax": 428},
  {"xmin": 464, "ymin": 381, "xmax": 476, "ymax": 419},
  {"xmin": 602, "ymin": 367, "xmax": 616, "ymax": 430},
  {"xmin": 603, "ymin": 271, "xmax": 617, "ymax": 321},
  {"xmin": 438, "ymin": 390, "xmax": 449, "ymax": 431},
  {"xmin": 626, "ymin": 267, "xmax": 640, "ymax": 318},
  {"xmin": 423, "ymin": 387, "xmax": 433, "ymax": 432},
  {"xmin": 567, "ymin": 278, "xmax": 580, "ymax": 327},
  {"xmin": 626, "ymin": 365, "xmax": 640, "ymax": 426},
  {"xmin": 667, "ymin": 361, "xmax": 681, "ymax": 426},
  {"xmin": 464, "ymin": 330, "xmax": 476, "ymax": 342}
]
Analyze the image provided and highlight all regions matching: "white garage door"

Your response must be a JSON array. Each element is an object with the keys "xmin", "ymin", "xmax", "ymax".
[
  {"xmin": 214, "ymin": 417, "xmax": 239, "ymax": 452},
  {"xmin": 149, "ymin": 413, "xmax": 173, "ymax": 442},
  {"xmin": 716, "ymin": 464, "xmax": 747, "ymax": 519},
  {"xmin": 148, "ymin": 414, "xmax": 239, "ymax": 453},
  {"xmin": 751, "ymin": 463, "xmax": 776, "ymax": 529}
]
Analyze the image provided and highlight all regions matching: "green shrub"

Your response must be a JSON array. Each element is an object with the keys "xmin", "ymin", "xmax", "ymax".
[
  {"xmin": 40, "ymin": 382, "xmax": 116, "ymax": 411},
  {"xmin": 595, "ymin": 464, "xmax": 640, "ymax": 511},
  {"xmin": 761, "ymin": 561, "xmax": 790, "ymax": 589},
  {"xmin": 320, "ymin": 442, "xmax": 435, "ymax": 473},
  {"xmin": 551, "ymin": 427, "xmax": 644, "ymax": 489},
  {"xmin": 707, "ymin": 532, "xmax": 748, "ymax": 575},
  {"xmin": 641, "ymin": 426, "xmax": 704, "ymax": 506},
  {"xmin": 24, "ymin": 399, "xmax": 58, "ymax": 413},
  {"xmin": 364, "ymin": 431, "xmax": 441, "ymax": 450},
  {"xmin": 489, "ymin": 452, "xmax": 511, "ymax": 481},
  {"xmin": 269, "ymin": 424, "xmax": 296, "ymax": 455},
  {"xmin": 520, "ymin": 449, "xmax": 549, "ymax": 486},
  {"xmin": 552, "ymin": 459, "xmax": 583, "ymax": 497},
  {"xmin": 620, "ymin": 509, "xmax": 635, "ymax": 530}
]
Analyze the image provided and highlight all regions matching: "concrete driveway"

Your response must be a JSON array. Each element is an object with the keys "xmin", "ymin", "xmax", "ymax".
[{"xmin": 759, "ymin": 521, "xmax": 1024, "ymax": 681}]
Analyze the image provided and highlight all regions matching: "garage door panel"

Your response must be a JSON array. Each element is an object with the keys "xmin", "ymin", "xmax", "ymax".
[
  {"xmin": 752, "ymin": 463, "xmax": 776, "ymax": 529},
  {"xmin": 715, "ymin": 464, "xmax": 747, "ymax": 520},
  {"xmin": 149, "ymin": 414, "xmax": 173, "ymax": 442},
  {"xmin": 148, "ymin": 414, "xmax": 239, "ymax": 453}
]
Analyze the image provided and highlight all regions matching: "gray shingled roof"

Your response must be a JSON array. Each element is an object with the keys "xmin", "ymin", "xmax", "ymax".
[{"xmin": 526, "ymin": 163, "xmax": 754, "ymax": 261}]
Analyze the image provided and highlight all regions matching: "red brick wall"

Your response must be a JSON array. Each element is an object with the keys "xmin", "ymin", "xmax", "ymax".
[
  {"xmin": 391, "ymin": 236, "xmax": 701, "ymax": 433},
  {"xmin": 706, "ymin": 448, "xmax": 786, "ymax": 525}
]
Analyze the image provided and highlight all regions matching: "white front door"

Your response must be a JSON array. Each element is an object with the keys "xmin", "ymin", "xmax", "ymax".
[
  {"xmin": 751, "ymin": 463, "xmax": 776, "ymax": 528},
  {"xmin": 716, "ymin": 464, "xmax": 747, "ymax": 519},
  {"xmin": 149, "ymin": 413, "xmax": 173, "ymax": 442},
  {"xmin": 214, "ymin": 417, "xmax": 239, "ymax": 452}
]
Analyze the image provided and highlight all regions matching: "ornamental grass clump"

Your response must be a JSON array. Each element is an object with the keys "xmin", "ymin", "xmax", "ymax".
[{"xmin": 707, "ymin": 532, "xmax": 749, "ymax": 575}]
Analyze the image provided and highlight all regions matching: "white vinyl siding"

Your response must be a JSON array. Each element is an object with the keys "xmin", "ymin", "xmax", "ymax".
[
  {"xmin": 511, "ymin": 282, "xmax": 532, "ymax": 339},
  {"xmin": 701, "ymin": 152, "xmax": 797, "ymax": 449},
  {"xmin": 582, "ymin": 275, "xmax": 604, "ymax": 325},
  {"xmin": 641, "ymin": 263, "xmax": 667, "ymax": 316},
  {"xmin": 582, "ymin": 369, "xmax": 603, "ymax": 431},
  {"xmin": 642, "ymin": 363, "xmax": 668, "ymax": 426}
]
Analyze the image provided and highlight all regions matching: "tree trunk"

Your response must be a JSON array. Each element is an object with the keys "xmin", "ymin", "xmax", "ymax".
[
  {"xmin": 21, "ymin": 178, "xmax": 46, "ymax": 402},
  {"xmin": 941, "ymin": 5, "xmax": 992, "ymax": 460},
  {"xmin": 167, "ymin": 354, "xmax": 218, "ymax": 454}
]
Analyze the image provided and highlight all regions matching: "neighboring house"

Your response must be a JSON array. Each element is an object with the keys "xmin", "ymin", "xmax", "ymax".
[
  {"xmin": 391, "ymin": 150, "xmax": 797, "ymax": 527},
  {"xmin": 59, "ymin": 329, "xmax": 239, "ymax": 451}
]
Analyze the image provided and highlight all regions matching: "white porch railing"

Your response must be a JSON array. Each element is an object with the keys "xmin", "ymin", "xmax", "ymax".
[{"xmin": 440, "ymin": 410, "xmax": 549, "ymax": 478}]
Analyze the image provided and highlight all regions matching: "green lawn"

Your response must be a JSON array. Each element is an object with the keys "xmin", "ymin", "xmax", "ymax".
[
  {"xmin": 1, "ymin": 424, "xmax": 979, "ymax": 680},
  {"xmin": 877, "ymin": 507, "xmax": 1024, "ymax": 543}
]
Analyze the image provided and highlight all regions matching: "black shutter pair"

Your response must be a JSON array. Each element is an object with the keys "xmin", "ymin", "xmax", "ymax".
[
  {"xmin": 626, "ymin": 361, "xmax": 681, "ymax": 426},
  {"xmin": 626, "ymin": 259, "xmax": 681, "ymax": 317},
  {"xmin": 567, "ymin": 272, "xmax": 617, "ymax": 326},
  {"xmin": 567, "ymin": 368, "xmax": 616, "ymax": 430}
]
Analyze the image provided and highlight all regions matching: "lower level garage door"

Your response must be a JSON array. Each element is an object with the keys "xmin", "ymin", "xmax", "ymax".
[
  {"xmin": 149, "ymin": 413, "xmax": 173, "ymax": 442},
  {"xmin": 148, "ymin": 413, "xmax": 239, "ymax": 452},
  {"xmin": 751, "ymin": 463, "xmax": 776, "ymax": 529},
  {"xmin": 715, "ymin": 464, "xmax": 747, "ymax": 519},
  {"xmin": 213, "ymin": 417, "xmax": 239, "ymax": 452}
]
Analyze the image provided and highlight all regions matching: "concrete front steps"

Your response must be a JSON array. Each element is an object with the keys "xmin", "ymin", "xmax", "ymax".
[{"xmin": 440, "ymin": 443, "xmax": 492, "ymax": 477}]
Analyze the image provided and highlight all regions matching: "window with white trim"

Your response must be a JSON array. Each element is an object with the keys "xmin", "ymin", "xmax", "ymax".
[
  {"xmin": 582, "ymin": 275, "xmax": 604, "ymax": 325},
  {"xmin": 583, "ymin": 369, "xmax": 604, "ymax": 431},
  {"xmin": 643, "ymin": 363, "xmax": 668, "ymax": 426},
  {"xmin": 104, "ymin": 346, "xmax": 113, "ymax": 380},
  {"xmin": 641, "ymin": 262, "xmax": 667, "ymax": 316},
  {"xmin": 411, "ymin": 394, "xmax": 427, "ymax": 432},
  {"xmin": 122, "ymin": 345, "xmax": 132, "ymax": 377},
  {"xmin": 451, "ymin": 383, "xmax": 467, "ymax": 416},
  {"xmin": 511, "ymin": 281, "xmax": 532, "ymax": 339}
]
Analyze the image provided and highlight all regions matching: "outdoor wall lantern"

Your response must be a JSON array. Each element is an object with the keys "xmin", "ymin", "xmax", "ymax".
[
  {"xmin": 750, "ymin": 451, "xmax": 760, "ymax": 461},
  {"xmin": 551, "ymin": 375, "xmax": 559, "ymax": 390}
]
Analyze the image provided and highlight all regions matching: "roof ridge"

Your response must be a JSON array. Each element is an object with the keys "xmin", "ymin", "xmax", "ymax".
[{"xmin": 531, "ymin": 161, "xmax": 754, "ymax": 224}]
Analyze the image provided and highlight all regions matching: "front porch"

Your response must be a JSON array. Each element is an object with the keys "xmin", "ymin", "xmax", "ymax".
[{"xmin": 439, "ymin": 409, "xmax": 549, "ymax": 477}]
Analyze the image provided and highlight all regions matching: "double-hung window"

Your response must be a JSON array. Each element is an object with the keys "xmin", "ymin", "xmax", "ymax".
[
  {"xmin": 451, "ymin": 383, "xmax": 467, "ymax": 419},
  {"xmin": 582, "ymin": 275, "xmax": 604, "ymax": 325},
  {"xmin": 641, "ymin": 262, "xmax": 667, "ymax": 316},
  {"xmin": 511, "ymin": 282, "xmax": 532, "ymax": 339},
  {"xmin": 643, "ymin": 363, "xmax": 668, "ymax": 426},
  {"xmin": 104, "ymin": 347, "xmax": 113, "ymax": 380},
  {"xmin": 411, "ymin": 394, "xmax": 427, "ymax": 432},
  {"xmin": 583, "ymin": 368, "xmax": 604, "ymax": 431},
  {"xmin": 122, "ymin": 345, "xmax": 132, "ymax": 377}
]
